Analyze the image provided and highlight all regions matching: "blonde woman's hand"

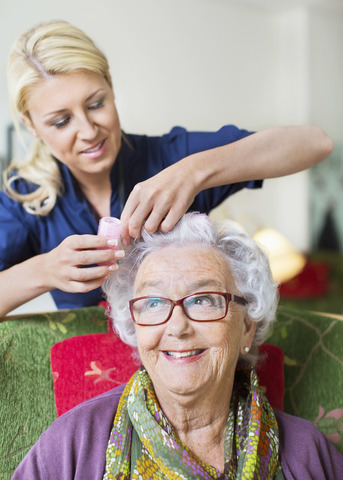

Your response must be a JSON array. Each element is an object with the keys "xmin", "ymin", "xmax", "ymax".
[
  {"xmin": 120, "ymin": 160, "xmax": 199, "ymax": 244},
  {"xmin": 43, "ymin": 234, "xmax": 125, "ymax": 293}
]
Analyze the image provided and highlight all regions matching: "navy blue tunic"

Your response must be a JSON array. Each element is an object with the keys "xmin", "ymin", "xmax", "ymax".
[{"xmin": 0, "ymin": 126, "xmax": 262, "ymax": 309}]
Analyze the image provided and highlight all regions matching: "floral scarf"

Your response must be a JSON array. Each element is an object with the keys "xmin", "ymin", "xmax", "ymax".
[{"xmin": 103, "ymin": 366, "xmax": 284, "ymax": 479}]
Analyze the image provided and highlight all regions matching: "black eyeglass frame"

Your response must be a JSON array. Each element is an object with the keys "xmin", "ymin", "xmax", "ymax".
[{"xmin": 129, "ymin": 291, "xmax": 248, "ymax": 326}]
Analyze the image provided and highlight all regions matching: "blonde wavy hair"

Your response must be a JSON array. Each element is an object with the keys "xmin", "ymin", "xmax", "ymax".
[{"xmin": 5, "ymin": 19, "xmax": 112, "ymax": 215}]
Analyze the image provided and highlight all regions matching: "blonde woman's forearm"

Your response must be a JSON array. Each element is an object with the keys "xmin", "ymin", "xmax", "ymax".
[
  {"xmin": 0, "ymin": 234, "xmax": 122, "ymax": 317},
  {"xmin": 0, "ymin": 256, "xmax": 51, "ymax": 317},
  {"xmin": 188, "ymin": 125, "xmax": 334, "ymax": 190}
]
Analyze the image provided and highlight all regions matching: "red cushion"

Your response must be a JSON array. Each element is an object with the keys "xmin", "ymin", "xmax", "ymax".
[
  {"xmin": 50, "ymin": 332, "xmax": 140, "ymax": 417},
  {"xmin": 257, "ymin": 343, "xmax": 284, "ymax": 411},
  {"xmin": 51, "ymin": 335, "xmax": 284, "ymax": 417},
  {"xmin": 279, "ymin": 260, "xmax": 329, "ymax": 298}
]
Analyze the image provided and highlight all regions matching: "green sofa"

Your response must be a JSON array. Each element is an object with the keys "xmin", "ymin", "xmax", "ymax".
[{"xmin": 1, "ymin": 305, "xmax": 342, "ymax": 479}]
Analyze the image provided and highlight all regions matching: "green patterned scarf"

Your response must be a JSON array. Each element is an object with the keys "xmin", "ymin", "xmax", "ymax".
[{"xmin": 103, "ymin": 366, "xmax": 284, "ymax": 479}]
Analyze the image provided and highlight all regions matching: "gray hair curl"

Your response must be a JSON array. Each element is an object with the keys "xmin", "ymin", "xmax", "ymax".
[{"xmin": 102, "ymin": 212, "xmax": 279, "ymax": 365}]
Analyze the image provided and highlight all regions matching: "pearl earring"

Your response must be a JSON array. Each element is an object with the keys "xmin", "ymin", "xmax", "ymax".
[{"xmin": 244, "ymin": 346, "xmax": 249, "ymax": 353}]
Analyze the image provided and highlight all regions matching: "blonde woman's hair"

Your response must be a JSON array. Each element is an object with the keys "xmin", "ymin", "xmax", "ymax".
[{"xmin": 4, "ymin": 19, "xmax": 112, "ymax": 215}]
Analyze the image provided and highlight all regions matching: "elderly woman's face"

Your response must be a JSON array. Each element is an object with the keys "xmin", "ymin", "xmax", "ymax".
[{"xmin": 134, "ymin": 245, "xmax": 256, "ymax": 404}]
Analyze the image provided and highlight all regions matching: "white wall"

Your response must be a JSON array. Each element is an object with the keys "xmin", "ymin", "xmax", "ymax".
[
  {"xmin": 0, "ymin": 0, "xmax": 278, "ymax": 153},
  {"xmin": 1, "ymin": 0, "xmax": 343, "ymax": 253},
  {"xmin": 309, "ymin": 8, "xmax": 343, "ymax": 140},
  {"xmin": 216, "ymin": 7, "xmax": 313, "ymax": 247}
]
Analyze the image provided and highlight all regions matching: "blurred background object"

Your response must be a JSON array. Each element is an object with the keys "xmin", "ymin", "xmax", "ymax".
[{"xmin": 253, "ymin": 228, "xmax": 307, "ymax": 284}]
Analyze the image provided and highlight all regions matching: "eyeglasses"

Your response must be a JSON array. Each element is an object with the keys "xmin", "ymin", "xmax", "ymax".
[{"xmin": 129, "ymin": 291, "xmax": 247, "ymax": 326}]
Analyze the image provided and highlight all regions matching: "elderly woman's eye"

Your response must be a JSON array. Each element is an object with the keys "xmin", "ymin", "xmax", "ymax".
[
  {"xmin": 192, "ymin": 295, "xmax": 216, "ymax": 307},
  {"xmin": 189, "ymin": 294, "xmax": 226, "ymax": 309},
  {"xmin": 144, "ymin": 298, "xmax": 166, "ymax": 311}
]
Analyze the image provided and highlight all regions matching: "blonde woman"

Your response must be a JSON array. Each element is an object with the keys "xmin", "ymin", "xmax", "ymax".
[{"xmin": 0, "ymin": 19, "xmax": 333, "ymax": 316}]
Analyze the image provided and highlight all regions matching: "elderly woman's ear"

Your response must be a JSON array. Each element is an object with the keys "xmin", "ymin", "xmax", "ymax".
[{"xmin": 241, "ymin": 317, "xmax": 257, "ymax": 355}]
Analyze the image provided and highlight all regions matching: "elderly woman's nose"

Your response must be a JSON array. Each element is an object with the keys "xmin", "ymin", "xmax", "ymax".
[{"xmin": 166, "ymin": 305, "xmax": 193, "ymax": 336}]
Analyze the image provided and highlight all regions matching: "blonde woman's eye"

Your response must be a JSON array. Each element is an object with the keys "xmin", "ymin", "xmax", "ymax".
[
  {"xmin": 89, "ymin": 100, "xmax": 104, "ymax": 110},
  {"xmin": 51, "ymin": 117, "xmax": 70, "ymax": 129}
]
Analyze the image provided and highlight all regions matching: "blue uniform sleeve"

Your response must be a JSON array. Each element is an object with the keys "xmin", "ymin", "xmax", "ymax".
[
  {"xmin": 165, "ymin": 126, "xmax": 262, "ymax": 212},
  {"xmin": 156, "ymin": 125, "xmax": 254, "ymax": 163},
  {"xmin": 0, "ymin": 191, "xmax": 39, "ymax": 271}
]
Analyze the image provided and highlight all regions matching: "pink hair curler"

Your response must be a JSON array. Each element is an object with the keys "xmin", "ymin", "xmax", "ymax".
[
  {"xmin": 97, "ymin": 218, "xmax": 122, "ymax": 267},
  {"xmin": 97, "ymin": 217, "xmax": 121, "ymax": 242}
]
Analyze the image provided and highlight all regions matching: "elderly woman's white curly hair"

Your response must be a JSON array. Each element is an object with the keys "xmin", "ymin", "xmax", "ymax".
[{"xmin": 102, "ymin": 212, "xmax": 279, "ymax": 366}]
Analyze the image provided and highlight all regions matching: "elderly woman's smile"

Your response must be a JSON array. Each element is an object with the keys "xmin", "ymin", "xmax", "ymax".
[
  {"xmin": 163, "ymin": 349, "xmax": 205, "ymax": 359},
  {"xmin": 133, "ymin": 244, "xmax": 256, "ymax": 405}
]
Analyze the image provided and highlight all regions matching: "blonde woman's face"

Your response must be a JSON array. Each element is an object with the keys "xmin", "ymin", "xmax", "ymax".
[{"xmin": 24, "ymin": 71, "xmax": 121, "ymax": 182}]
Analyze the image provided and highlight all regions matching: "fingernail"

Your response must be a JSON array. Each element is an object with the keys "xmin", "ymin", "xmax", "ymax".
[
  {"xmin": 122, "ymin": 238, "xmax": 129, "ymax": 247},
  {"xmin": 108, "ymin": 263, "xmax": 119, "ymax": 272},
  {"xmin": 115, "ymin": 250, "xmax": 125, "ymax": 259},
  {"xmin": 107, "ymin": 239, "xmax": 118, "ymax": 247}
]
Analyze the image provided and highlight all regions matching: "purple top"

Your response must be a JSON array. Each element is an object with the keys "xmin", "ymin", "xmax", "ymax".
[{"xmin": 12, "ymin": 384, "xmax": 343, "ymax": 479}]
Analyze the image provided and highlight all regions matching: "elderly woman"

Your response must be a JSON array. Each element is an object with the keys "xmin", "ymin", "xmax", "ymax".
[{"xmin": 12, "ymin": 213, "xmax": 343, "ymax": 479}]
